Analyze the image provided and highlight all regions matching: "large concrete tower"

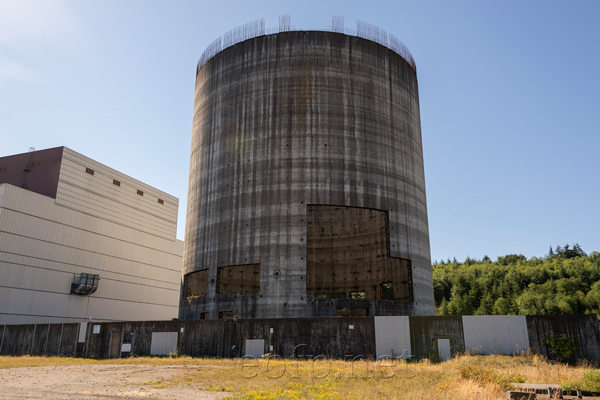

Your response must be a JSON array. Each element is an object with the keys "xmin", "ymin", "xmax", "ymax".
[{"xmin": 181, "ymin": 26, "xmax": 434, "ymax": 319}]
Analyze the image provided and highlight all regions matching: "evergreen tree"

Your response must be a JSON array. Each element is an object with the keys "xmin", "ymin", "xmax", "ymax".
[
  {"xmin": 432, "ymin": 245, "xmax": 598, "ymax": 316},
  {"xmin": 574, "ymin": 243, "xmax": 586, "ymax": 257},
  {"xmin": 493, "ymin": 297, "xmax": 509, "ymax": 315},
  {"xmin": 475, "ymin": 293, "xmax": 494, "ymax": 315}
]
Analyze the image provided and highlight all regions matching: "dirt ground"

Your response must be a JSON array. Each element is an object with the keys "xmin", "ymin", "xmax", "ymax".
[{"xmin": 0, "ymin": 364, "xmax": 231, "ymax": 400}]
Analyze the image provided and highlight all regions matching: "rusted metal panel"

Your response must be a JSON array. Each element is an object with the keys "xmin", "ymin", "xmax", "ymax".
[
  {"xmin": 183, "ymin": 270, "xmax": 208, "ymax": 298},
  {"xmin": 218, "ymin": 264, "xmax": 260, "ymax": 294},
  {"xmin": 307, "ymin": 205, "xmax": 411, "ymax": 304}
]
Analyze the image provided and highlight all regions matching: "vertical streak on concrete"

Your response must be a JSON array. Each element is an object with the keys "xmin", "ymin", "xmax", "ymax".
[
  {"xmin": 0, "ymin": 325, "xmax": 5, "ymax": 353},
  {"xmin": 29, "ymin": 324, "xmax": 37, "ymax": 355},
  {"xmin": 44, "ymin": 324, "xmax": 51, "ymax": 355},
  {"xmin": 74, "ymin": 323, "xmax": 79, "ymax": 355},
  {"xmin": 58, "ymin": 323, "xmax": 64, "ymax": 355}
]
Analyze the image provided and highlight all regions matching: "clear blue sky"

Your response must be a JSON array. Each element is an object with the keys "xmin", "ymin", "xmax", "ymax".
[{"xmin": 1, "ymin": 0, "xmax": 598, "ymax": 263}]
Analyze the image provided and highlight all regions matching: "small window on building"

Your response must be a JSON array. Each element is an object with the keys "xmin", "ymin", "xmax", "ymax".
[
  {"xmin": 137, "ymin": 189, "xmax": 144, "ymax": 196},
  {"xmin": 219, "ymin": 311, "xmax": 232, "ymax": 320},
  {"xmin": 381, "ymin": 282, "xmax": 395, "ymax": 301},
  {"xmin": 350, "ymin": 291, "xmax": 366, "ymax": 300},
  {"xmin": 113, "ymin": 179, "xmax": 120, "ymax": 186},
  {"xmin": 158, "ymin": 198, "xmax": 164, "ymax": 204},
  {"xmin": 31, "ymin": 160, "xmax": 41, "ymax": 167},
  {"xmin": 85, "ymin": 167, "xmax": 94, "ymax": 175},
  {"xmin": 0, "ymin": 166, "xmax": 6, "ymax": 173}
]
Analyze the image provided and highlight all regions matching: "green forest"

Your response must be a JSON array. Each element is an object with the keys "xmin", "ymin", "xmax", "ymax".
[{"xmin": 433, "ymin": 244, "xmax": 600, "ymax": 316}]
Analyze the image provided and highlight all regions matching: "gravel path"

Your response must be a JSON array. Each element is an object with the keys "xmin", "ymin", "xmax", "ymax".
[{"xmin": 0, "ymin": 364, "xmax": 231, "ymax": 400}]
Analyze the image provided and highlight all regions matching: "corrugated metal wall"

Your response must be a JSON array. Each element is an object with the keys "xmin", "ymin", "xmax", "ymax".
[
  {"xmin": 56, "ymin": 148, "xmax": 178, "ymax": 240},
  {"xmin": 150, "ymin": 332, "xmax": 179, "ymax": 355},
  {"xmin": 462, "ymin": 315, "xmax": 530, "ymax": 355},
  {"xmin": 0, "ymin": 159, "xmax": 183, "ymax": 325},
  {"xmin": 374, "ymin": 316, "xmax": 411, "ymax": 358}
]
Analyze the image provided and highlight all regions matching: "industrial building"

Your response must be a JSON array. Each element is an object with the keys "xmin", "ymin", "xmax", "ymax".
[
  {"xmin": 182, "ymin": 21, "xmax": 434, "ymax": 319},
  {"xmin": 0, "ymin": 147, "xmax": 183, "ymax": 325}
]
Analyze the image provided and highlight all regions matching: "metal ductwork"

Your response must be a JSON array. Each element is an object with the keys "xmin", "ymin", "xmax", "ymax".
[
  {"xmin": 88, "ymin": 274, "xmax": 99, "ymax": 294},
  {"xmin": 70, "ymin": 273, "xmax": 100, "ymax": 295}
]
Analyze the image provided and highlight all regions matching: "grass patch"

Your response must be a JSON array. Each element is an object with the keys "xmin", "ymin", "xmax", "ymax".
[
  {"xmin": 0, "ymin": 353, "xmax": 596, "ymax": 399},
  {"xmin": 563, "ymin": 369, "xmax": 600, "ymax": 392},
  {"xmin": 0, "ymin": 354, "xmax": 218, "ymax": 369}
]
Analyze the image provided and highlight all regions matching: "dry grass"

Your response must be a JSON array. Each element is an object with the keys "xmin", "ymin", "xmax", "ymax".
[
  {"xmin": 0, "ymin": 353, "xmax": 597, "ymax": 399},
  {"xmin": 0, "ymin": 354, "xmax": 213, "ymax": 369}
]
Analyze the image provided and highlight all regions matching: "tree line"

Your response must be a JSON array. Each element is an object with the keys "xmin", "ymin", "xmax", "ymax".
[{"xmin": 433, "ymin": 244, "xmax": 600, "ymax": 315}]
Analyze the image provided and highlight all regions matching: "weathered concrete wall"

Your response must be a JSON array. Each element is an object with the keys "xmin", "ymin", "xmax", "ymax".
[
  {"xmin": 409, "ymin": 316, "xmax": 465, "ymax": 360},
  {"xmin": 526, "ymin": 314, "xmax": 600, "ymax": 363},
  {"xmin": 2, "ymin": 315, "xmax": 598, "ymax": 364},
  {"xmin": 0, "ymin": 323, "xmax": 80, "ymax": 356},
  {"xmin": 0, "ymin": 324, "xmax": 36, "ymax": 355},
  {"xmin": 224, "ymin": 317, "xmax": 375, "ymax": 358},
  {"xmin": 1, "ymin": 318, "xmax": 375, "ymax": 359},
  {"xmin": 183, "ymin": 30, "xmax": 433, "ymax": 319},
  {"xmin": 179, "ymin": 319, "xmax": 228, "ymax": 357}
]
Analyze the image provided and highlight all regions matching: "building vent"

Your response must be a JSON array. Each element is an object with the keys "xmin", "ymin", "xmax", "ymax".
[{"xmin": 70, "ymin": 273, "xmax": 100, "ymax": 295}]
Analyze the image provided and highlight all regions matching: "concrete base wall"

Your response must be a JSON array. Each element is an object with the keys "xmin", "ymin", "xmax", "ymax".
[
  {"xmin": 409, "ymin": 316, "xmax": 466, "ymax": 360},
  {"xmin": 0, "ymin": 323, "xmax": 79, "ymax": 356},
  {"xmin": 1, "ymin": 315, "xmax": 598, "ymax": 364},
  {"xmin": 526, "ymin": 315, "xmax": 600, "ymax": 364}
]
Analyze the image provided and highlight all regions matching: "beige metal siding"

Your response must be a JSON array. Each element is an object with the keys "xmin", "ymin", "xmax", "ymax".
[
  {"xmin": 0, "ymin": 179, "xmax": 182, "ymax": 325},
  {"xmin": 55, "ymin": 148, "xmax": 177, "ymax": 240},
  {"xmin": 462, "ymin": 315, "xmax": 530, "ymax": 355}
]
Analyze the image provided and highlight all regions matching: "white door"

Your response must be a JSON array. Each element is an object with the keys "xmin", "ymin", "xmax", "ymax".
[{"xmin": 437, "ymin": 338, "xmax": 451, "ymax": 361}]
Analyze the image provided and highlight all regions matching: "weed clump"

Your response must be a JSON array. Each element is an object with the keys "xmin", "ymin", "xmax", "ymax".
[{"xmin": 458, "ymin": 364, "xmax": 516, "ymax": 390}]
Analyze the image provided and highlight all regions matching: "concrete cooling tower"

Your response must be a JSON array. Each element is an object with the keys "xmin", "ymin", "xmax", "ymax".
[{"xmin": 181, "ymin": 22, "xmax": 434, "ymax": 320}]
